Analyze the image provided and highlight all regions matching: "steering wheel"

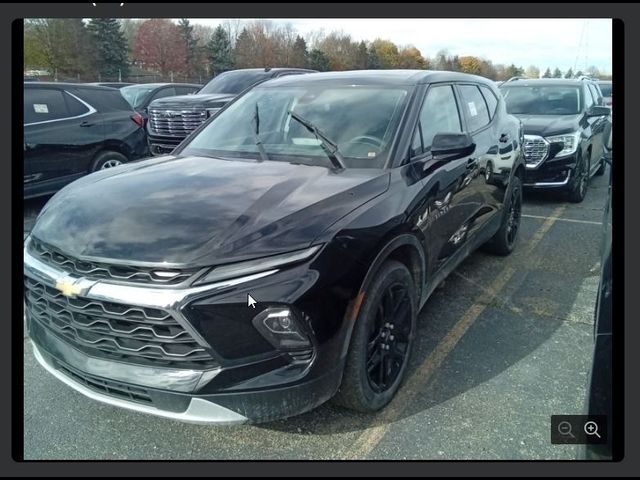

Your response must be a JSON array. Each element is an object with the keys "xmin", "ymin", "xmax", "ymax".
[{"xmin": 344, "ymin": 135, "xmax": 385, "ymax": 150}]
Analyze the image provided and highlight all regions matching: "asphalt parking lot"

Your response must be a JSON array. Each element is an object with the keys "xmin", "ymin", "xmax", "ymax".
[{"xmin": 22, "ymin": 169, "xmax": 609, "ymax": 460}]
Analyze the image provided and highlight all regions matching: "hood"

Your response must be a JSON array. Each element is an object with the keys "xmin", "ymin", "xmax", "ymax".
[
  {"xmin": 32, "ymin": 156, "xmax": 389, "ymax": 267},
  {"xmin": 149, "ymin": 93, "xmax": 236, "ymax": 109},
  {"xmin": 513, "ymin": 114, "xmax": 582, "ymax": 137}
]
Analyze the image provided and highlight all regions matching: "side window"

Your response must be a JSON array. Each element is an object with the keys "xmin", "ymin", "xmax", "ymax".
[
  {"xmin": 588, "ymin": 84, "xmax": 602, "ymax": 106},
  {"xmin": 151, "ymin": 87, "xmax": 176, "ymax": 102},
  {"xmin": 63, "ymin": 91, "xmax": 90, "ymax": 117},
  {"xmin": 584, "ymin": 84, "xmax": 594, "ymax": 109},
  {"xmin": 411, "ymin": 85, "xmax": 462, "ymax": 157},
  {"xmin": 479, "ymin": 85, "xmax": 499, "ymax": 119},
  {"xmin": 24, "ymin": 88, "xmax": 70, "ymax": 124},
  {"xmin": 176, "ymin": 86, "xmax": 198, "ymax": 95},
  {"xmin": 459, "ymin": 84, "xmax": 491, "ymax": 131}
]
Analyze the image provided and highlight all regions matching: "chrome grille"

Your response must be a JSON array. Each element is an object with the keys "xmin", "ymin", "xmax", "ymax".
[
  {"xmin": 523, "ymin": 135, "xmax": 549, "ymax": 167},
  {"xmin": 28, "ymin": 238, "xmax": 197, "ymax": 286},
  {"xmin": 24, "ymin": 277, "xmax": 217, "ymax": 368},
  {"xmin": 148, "ymin": 108, "xmax": 207, "ymax": 138}
]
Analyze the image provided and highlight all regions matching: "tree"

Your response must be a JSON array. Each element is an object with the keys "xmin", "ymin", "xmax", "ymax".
[
  {"xmin": 87, "ymin": 19, "xmax": 130, "ymax": 79},
  {"xmin": 367, "ymin": 45, "xmax": 381, "ymax": 69},
  {"xmin": 525, "ymin": 65, "xmax": 540, "ymax": 79},
  {"xmin": 564, "ymin": 67, "xmax": 574, "ymax": 79},
  {"xmin": 308, "ymin": 49, "xmax": 330, "ymax": 71},
  {"xmin": 370, "ymin": 39, "xmax": 400, "ymax": 69},
  {"xmin": 552, "ymin": 67, "xmax": 563, "ymax": 78},
  {"xmin": 505, "ymin": 64, "xmax": 524, "ymax": 78},
  {"xmin": 290, "ymin": 35, "xmax": 308, "ymax": 68},
  {"xmin": 586, "ymin": 65, "xmax": 601, "ymax": 78},
  {"xmin": 208, "ymin": 25, "xmax": 234, "ymax": 74},
  {"xmin": 433, "ymin": 49, "xmax": 461, "ymax": 72},
  {"xmin": 316, "ymin": 32, "xmax": 360, "ymax": 70},
  {"xmin": 575, "ymin": 70, "xmax": 584, "ymax": 77},
  {"xmin": 133, "ymin": 19, "xmax": 186, "ymax": 76},
  {"xmin": 459, "ymin": 55, "xmax": 482, "ymax": 75},
  {"xmin": 232, "ymin": 22, "xmax": 281, "ymax": 68},
  {"xmin": 398, "ymin": 46, "xmax": 427, "ymax": 69},
  {"xmin": 178, "ymin": 19, "xmax": 198, "ymax": 77},
  {"xmin": 355, "ymin": 41, "xmax": 368, "ymax": 69},
  {"xmin": 542, "ymin": 67, "xmax": 552, "ymax": 78}
]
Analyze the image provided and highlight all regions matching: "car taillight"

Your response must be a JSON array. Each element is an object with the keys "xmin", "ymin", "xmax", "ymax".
[{"xmin": 131, "ymin": 113, "xmax": 145, "ymax": 127}]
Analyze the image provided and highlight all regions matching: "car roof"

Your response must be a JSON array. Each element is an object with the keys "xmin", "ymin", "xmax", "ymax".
[
  {"xmin": 257, "ymin": 69, "xmax": 495, "ymax": 87},
  {"xmin": 122, "ymin": 83, "xmax": 201, "ymax": 89},
  {"xmin": 500, "ymin": 78, "xmax": 589, "ymax": 87},
  {"xmin": 24, "ymin": 81, "xmax": 120, "ymax": 91}
]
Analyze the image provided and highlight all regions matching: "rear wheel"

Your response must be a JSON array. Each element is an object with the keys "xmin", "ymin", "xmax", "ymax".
[
  {"xmin": 91, "ymin": 151, "xmax": 127, "ymax": 172},
  {"xmin": 333, "ymin": 260, "xmax": 417, "ymax": 412},
  {"xmin": 483, "ymin": 175, "xmax": 522, "ymax": 256}
]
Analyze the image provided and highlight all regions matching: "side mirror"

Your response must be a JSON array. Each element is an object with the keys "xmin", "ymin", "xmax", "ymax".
[
  {"xmin": 431, "ymin": 132, "xmax": 476, "ymax": 160},
  {"xmin": 587, "ymin": 105, "xmax": 611, "ymax": 117}
]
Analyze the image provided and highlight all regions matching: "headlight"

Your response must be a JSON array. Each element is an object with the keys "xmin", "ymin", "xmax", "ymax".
[
  {"xmin": 193, "ymin": 245, "xmax": 322, "ymax": 285},
  {"xmin": 545, "ymin": 131, "xmax": 581, "ymax": 158},
  {"xmin": 206, "ymin": 108, "xmax": 221, "ymax": 118}
]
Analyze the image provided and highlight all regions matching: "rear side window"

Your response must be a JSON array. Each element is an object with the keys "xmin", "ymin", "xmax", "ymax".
[
  {"xmin": 588, "ymin": 83, "xmax": 602, "ymax": 106},
  {"xmin": 459, "ymin": 84, "xmax": 491, "ymax": 131},
  {"xmin": 24, "ymin": 88, "xmax": 69, "ymax": 124},
  {"xmin": 77, "ymin": 88, "xmax": 133, "ymax": 113},
  {"xmin": 64, "ymin": 92, "xmax": 91, "ymax": 117},
  {"xmin": 584, "ymin": 84, "xmax": 594, "ymax": 109},
  {"xmin": 479, "ymin": 85, "xmax": 499, "ymax": 119},
  {"xmin": 411, "ymin": 84, "xmax": 462, "ymax": 156},
  {"xmin": 151, "ymin": 87, "xmax": 177, "ymax": 102}
]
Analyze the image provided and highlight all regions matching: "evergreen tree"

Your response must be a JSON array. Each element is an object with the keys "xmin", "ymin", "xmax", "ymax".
[
  {"xmin": 87, "ymin": 18, "xmax": 129, "ymax": 79},
  {"xmin": 178, "ymin": 18, "xmax": 198, "ymax": 77},
  {"xmin": 356, "ymin": 41, "xmax": 368, "ymax": 69},
  {"xmin": 367, "ymin": 46, "xmax": 381, "ymax": 69},
  {"xmin": 291, "ymin": 35, "xmax": 308, "ymax": 68},
  {"xmin": 308, "ymin": 49, "xmax": 330, "ymax": 71},
  {"xmin": 564, "ymin": 68, "xmax": 574, "ymax": 79},
  {"xmin": 208, "ymin": 25, "xmax": 234, "ymax": 74},
  {"xmin": 552, "ymin": 67, "xmax": 562, "ymax": 78},
  {"xmin": 542, "ymin": 67, "xmax": 552, "ymax": 78}
]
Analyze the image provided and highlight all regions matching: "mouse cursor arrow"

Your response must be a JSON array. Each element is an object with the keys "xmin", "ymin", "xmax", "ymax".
[{"xmin": 247, "ymin": 294, "xmax": 257, "ymax": 308}]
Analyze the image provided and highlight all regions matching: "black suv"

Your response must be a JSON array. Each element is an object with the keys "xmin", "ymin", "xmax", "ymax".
[
  {"xmin": 24, "ymin": 82, "xmax": 149, "ymax": 199},
  {"xmin": 147, "ymin": 68, "xmax": 316, "ymax": 155},
  {"xmin": 25, "ymin": 70, "xmax": 524, "ymax": 423},
  {"xmin": 499, "ymin": 78, "xmax": 610, "ymax": 202}
]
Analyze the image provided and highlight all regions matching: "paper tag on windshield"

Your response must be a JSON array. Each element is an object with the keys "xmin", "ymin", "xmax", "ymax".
[
  {"xmin": 468, "ymin": 102, "xmax": 477, "ymax": 117},
  {"xmin": 33, "ymin": 104, "xmax": 49, "ymax": 113},
  {"xmin": 368, "ymin": 152, "xmax": 377, "ymax": 158}
]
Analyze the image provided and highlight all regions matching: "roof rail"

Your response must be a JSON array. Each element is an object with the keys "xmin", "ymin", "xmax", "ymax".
[{"xmin": 504, "ymin": 76, "xmax": 529, "ymax": 83}]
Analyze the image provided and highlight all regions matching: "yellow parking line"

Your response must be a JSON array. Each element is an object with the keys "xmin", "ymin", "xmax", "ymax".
[{"xmin": 342, "ymin": 205, "xmax": 567, "ymax": 460}]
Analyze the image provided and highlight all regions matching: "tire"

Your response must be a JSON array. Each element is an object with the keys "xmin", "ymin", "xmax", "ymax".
[
  {"xmin": 568, "ymin": 152, "xmax": 590, "ymax": 203},
  {"xmin": 333, "ymin": 260, "xmax": 417, "ymax": 412},
  {"xmin": 483, "ymin": 175, "xmax": 522, "ymax": 256},
  {"xmin": 594, "ymin": 157, "xmax": 606, "ymax": 176},
  {"xmin": 91, "ymin": 151, "xmax": 127, "ymax": 172}
]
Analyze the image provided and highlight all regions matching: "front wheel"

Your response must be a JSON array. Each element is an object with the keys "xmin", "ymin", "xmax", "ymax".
[
  {"xmin": 568, "ymin": 153, "xmax": 590, "ymax": 203},
  {"xmin": 333, "ymin": 260, "xmax": 417, "ymax": 412},
  {"xmin": 91, "ymin": 151, "xmax": 127, "ymax": 172},
  {"xmin": 483, "ymin": 175, "xmax": 522, "ymax": 256}
]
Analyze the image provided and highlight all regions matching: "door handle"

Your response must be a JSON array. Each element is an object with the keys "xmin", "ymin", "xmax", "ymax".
[
  {"xmin": 466, "ymin": 157, "xmax": 478, "ymax": 169},
  {"xmin": 499, "ymin": 133, "xmax": 510, "ymax": 143},
  {"xmin": 80, "ymin": 121, "xmax": 95, "ymax": 127}
]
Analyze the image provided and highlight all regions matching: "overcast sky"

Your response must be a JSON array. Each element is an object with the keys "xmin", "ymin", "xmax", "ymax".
[{"xmin": 188, "ymin": 18, "xmax": 612, "ymax": 73}]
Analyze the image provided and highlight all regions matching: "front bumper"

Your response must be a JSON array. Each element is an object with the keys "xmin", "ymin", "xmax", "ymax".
[
  {"xmin": 24, "ymin": 241, "xmax": 343, "ymax": 424},
  {"xmin": 523, "ymin": 152, "xmax": 578, "ymax": 188}
]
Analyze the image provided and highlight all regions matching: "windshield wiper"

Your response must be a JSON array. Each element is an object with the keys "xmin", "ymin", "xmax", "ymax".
[
  {"xmin": 251, "ymin": 103, "xmax": 269, "ymax": 162},
  {"xmin": 287, "ymin": 110, "xmax": 346, "ymax": 171}
]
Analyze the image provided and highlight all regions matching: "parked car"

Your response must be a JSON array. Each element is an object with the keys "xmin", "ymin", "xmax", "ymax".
[
  {"xmin": 146, "ymin": 67, "xmax": 316, "ymax": 155},
  {"xmin": 584, "ymin": 115, "xmax": 612, "ymax": 460},
  {"xmin": 25, "ymin": 70, "xmax": 524, "ymax": 423},
  {"xmin": 499, "ymin": 77, "xmax": 610, "ymax": 202},
  {"xmin": 86, "ymin": 82, "xmax": 135, "ymax": 89},
  {"xmin": 23, "ymin": 82, "xmax": 149, "ymax": 198},
  {"xmin": 119, "ymin": 83, "xmax": 202, "ymax": 122},
  {"xmin": 597, "ymin": 80, "xmax": 612, "ymax": 107}
]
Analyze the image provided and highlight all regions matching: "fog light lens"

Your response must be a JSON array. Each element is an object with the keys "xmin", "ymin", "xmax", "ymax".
[{"xmin": 252, "ymin": 307, "xmax": 311, "ymax": 351}]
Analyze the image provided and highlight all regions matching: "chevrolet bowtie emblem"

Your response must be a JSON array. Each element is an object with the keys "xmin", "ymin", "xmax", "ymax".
[{"xmin": 55, "ymin": 279, "xmax": 83, "ymax": 298}]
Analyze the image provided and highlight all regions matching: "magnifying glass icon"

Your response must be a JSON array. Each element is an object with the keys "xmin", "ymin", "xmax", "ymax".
[
  {"xmin": 558, "ymin": 421, "xmax": 575, "ymax": 438},
  {"xmin": 584, "ymin": 421, "xmax": 602, "ymax": 439}
]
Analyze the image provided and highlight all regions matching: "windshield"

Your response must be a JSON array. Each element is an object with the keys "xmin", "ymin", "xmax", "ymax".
[
  {"xmin": 599, "ymin": 83, "xmax": 612, "ymax": 97},
  {"xmin": 198, "ymin": 71, "xmax": 268, "ymax": 95},
  {"xmin": 181, "ymin": 85, "xmax": 410, "ymax": 169},
  {"xmin": 120, "ymin": 85, "xmax": 156, "ymax": 109},
  {"xmin": 501, "ymin": 85, "xmax": 582, "ymax": 115}
]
